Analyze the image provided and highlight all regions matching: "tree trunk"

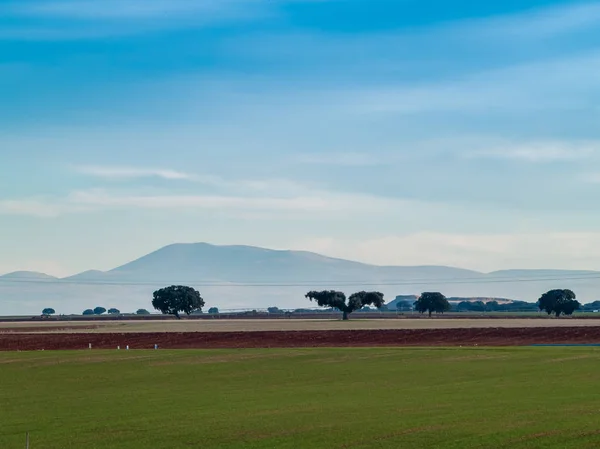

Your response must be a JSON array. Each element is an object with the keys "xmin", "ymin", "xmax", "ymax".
[
  {"xmin": 174, "ymin": 311, "xmax": 181, "ymax": 320},
  {"xmin": 428, "ymin": 310, "xmax": 432, "ymax": 318},
  {"xmin": 342, "ymin": 310, "xmax": 349, "ymax": 321}
]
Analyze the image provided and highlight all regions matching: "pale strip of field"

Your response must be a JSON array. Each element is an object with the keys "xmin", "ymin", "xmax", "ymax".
[{"xmin": 2, "ymin": 318, "xmax": 600, "ymax": 333}]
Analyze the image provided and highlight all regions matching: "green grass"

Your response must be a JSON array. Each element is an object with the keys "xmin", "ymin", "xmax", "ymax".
[{"xmin": 1, "ymin": 348, "xmax": 600, "ymax": 448}]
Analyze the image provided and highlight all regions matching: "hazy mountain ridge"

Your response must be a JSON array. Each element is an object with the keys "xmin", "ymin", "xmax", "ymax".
[
  {"xmin": 1, "ymin": 243, "xmax": 600, "ymax": 315},
  {"xmin": 0, "ymin": 271, "xmax": 58, "ymax": 280}
]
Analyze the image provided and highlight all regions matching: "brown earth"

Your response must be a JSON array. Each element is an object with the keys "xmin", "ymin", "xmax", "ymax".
[{"xmin": 2, "ymin": 327, "xmax": 600, "ymax": 350}]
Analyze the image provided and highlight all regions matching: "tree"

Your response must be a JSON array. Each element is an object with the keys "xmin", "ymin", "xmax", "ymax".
[
  {"xmin": 538, "ymin": 289, "xmax": 580, "ymax": 317},
  {"xmin": 305, "ymin": 290, "xmax": 384, "ymax": 320},
  {"xmin": 82, "ymin": 309, "xmax": 94, "ymax": 316},
  {"xmin": 42, "ymin": 308, "xmax": 55, "ymax": 317},
  {"xmin": 136, "ymin": 309, "xmax": 151, "ymax": 315},
  {"xmin": 152, "ymin": 285, "xmax": 205, "ymax": 319},
  {"xmin": 208, "ymin": 307, "xmax": 219, "ymax": 314},
  {"xmin": 108, "ymin": 308, "xmax": 120, "ymax": 315},
  {"xmin": 93, "ymin": 307, "xmax": 107, "ymax": 315},
  {"xmin": 414, "ymin": 292, "xmax": 450, "ymax": 318},
  {"xmin": 268, "ymin": 307, "xmax": 282, "ymax": 314}
]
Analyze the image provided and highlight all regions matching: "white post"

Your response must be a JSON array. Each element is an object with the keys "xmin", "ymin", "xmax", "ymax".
[
  {"xmin": 126, "ymin": 345, "xmax": 129, "ymax": 350},
  {"xmin": 25, "ymin": 432, "xmax": 29, "ymax": 449},
  {"xmin": 89, "ymin": 343, "xmax": 92, "ymax": 350}
]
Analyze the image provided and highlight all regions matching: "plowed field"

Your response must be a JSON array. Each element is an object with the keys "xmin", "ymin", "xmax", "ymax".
[{"xmin": 2, "ymin": 327, "xmax": 600, "ymax": 350}]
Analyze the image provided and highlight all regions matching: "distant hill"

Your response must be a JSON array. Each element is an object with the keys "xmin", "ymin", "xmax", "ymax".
[
  {"xmin": 62, "ymin": 270, "xmax": 106, "ymax": 281},
  {"xmin": 1, "ymin": 242, "xmax": 600, "ymax": 315},
  {"xmin": 0, "ymin": 271, "xmax": 57, "ymax": 281},
  {"xmin": 104, "ymin": 243, "xmax": 482, "ymax": 283}
]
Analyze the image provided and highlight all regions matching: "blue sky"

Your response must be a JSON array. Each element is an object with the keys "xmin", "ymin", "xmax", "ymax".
[{"xmin": 3, "ymin": 0, "xmax": 600, "ymax": 276}]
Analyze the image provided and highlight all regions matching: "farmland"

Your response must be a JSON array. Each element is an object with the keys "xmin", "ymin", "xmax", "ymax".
[
  {"xmin": 2, "ymin": 347, "xmax": 600, "ymax": 448},
  {"xmin": 3, "ymin": 317, "xmax": 600, "ymax": 333}
]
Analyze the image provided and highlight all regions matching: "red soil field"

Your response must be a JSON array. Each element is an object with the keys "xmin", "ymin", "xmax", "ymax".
[{"xmin": 2, "ymin": 327, "xmax": 600, "ymax": 350}]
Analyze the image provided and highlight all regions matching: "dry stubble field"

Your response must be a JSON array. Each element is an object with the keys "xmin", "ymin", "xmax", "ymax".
[
  {"xmin": 1, "ymin": 318, "xmax": 600, "ymax": 350},
  {"xmin": 2, "ymin": 318, "xmax": 600, "ymax": 333}
]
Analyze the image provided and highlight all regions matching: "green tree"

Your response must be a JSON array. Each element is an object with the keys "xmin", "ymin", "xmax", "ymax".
[
  {"xmin": 93, "ymin": 307, "xmax": 107, "ymax": 315},
  {"xmin": 136, "ymin": 309, "xmax": 151, "ymax": 315},
  {"xmin": 305, "ymin": 290, "xmax": 384, "ymax": 320},
  {"xmin": 208, "ymin": 307, "xmax": 219, "ymax": 314},
  {"xmin": 152, "ymin": 285, "xmax": 205, "ymax": 319},
  {"xmin": 108, "ymin": 308, "xmax": 120, "ymax": 315},
  {"xmin": 42, "ymin": 308, "xmax": 55, "ymax": 317},
  {"xmin": 414, "ymin": 292, "xmax": 450, "ymax": 317},
  {"xmin": 82, "ymin": 309, "xmax": 94, "ymax": 316},
  {"xmin": 538, "ymin": 289, "xmax": 580, "ymax": 317},
  {"xmin": 267, "ymin": 307, "xmax": 282, "ymax": 314}
]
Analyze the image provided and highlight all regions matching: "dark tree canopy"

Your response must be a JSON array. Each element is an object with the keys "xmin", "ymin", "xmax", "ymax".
[
  {"xmin": 93, "ymin": 307, "xmax": 107, "ymax": 315},
  {"xmin": 538, "ymin": 289, "xmax": 580, "ymax": 317},
  {"xmin": 82, "ymin": 309, "xmax": 94, "ymax": 316},
  {"xmin": 136, "ymin": 309, "xmax": 151, "ymax": 315},
  {"xmin": 152, "ymin": 285, "xmax": 205, "ymax": 319},
  {"xmin": 42, "ymin": 308, "xmax": 55, "ymax": 316},
  {"xmin": 268, "ymin": 307, "xmax": 282, "ymax": 314},
  {"xmin": 208, "ymin": 307, "xmax": 219, "ymax": 314},
  {"xmin": 108, "ymin": 308, "xmax": 120, "ymax": 315},
  {"xmin": 414, "ymin": 292, "xmax": 450, "ymax": 317},
  {"xmin": 305, "ymin": 290, "xmax": 384, "ymax": 320}
]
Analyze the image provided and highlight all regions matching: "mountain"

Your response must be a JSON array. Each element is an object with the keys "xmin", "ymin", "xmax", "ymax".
[
  {"xmin": 105, "ymin": 243, "xmax": 482, "ymax": 283},
  {"xmin": 62, "ymin": 270, "xmax": 107, "ymax": 281},
  {"xmin": 0, "ymin": 271, "xmax": 58, "ymax": 280},
  {"xmin": 1, "ymin": 242, "xmax": 600, "ymax": 315}
]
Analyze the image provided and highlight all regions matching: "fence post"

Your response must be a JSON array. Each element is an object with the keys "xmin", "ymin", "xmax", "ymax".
[{"xmin": 25, "ymin": 432, "xmax": 29, "ymax": 449}]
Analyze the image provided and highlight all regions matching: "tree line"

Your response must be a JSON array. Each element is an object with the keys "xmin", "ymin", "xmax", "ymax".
[{"xmin": 41, "ymin": 286, "xmax": 584, "ymax": 320}]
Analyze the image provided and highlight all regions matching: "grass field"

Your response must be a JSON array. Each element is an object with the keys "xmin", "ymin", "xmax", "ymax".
[
  {"xmin": 2, "ymin": 348, "xmax": 600, "ymax": 448},
  {"xmin": 3, "ymin": 317, "xmax": 600, "ymax": 333}
]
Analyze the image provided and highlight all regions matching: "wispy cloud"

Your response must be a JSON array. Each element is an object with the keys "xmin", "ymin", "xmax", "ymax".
[
  {"xmin": 348, "ymin": 50, "xmax": 600, "ymax": 116},
  {"xmin": 0, "ymin": 0, "xmax": 273, "ymax": 40},
  {"xmin": 75, "ymin": 165, "xmax": 195, "ymax": 180},
  {"xmin": 0, "ymin": 199, "xmax": 62, "ymax": 218},
  {"xmin": 0, "ymin": 186, "xmax": 421, "ymax": 219},
  {"xmin": 293, "ymin": 152, "xmax": 382, "ymax": 166},
  {"xmin": 3, "ymin": 0, "xmax": 264, "ymax": 20},
  {"xmin": 474, "ymin": 1, "xmax": 600, "ymax": 39},
  {"xmin": 74, "ymin": 165, "xmax": 308, "ymax": 195},
  {"xmin": 580, "ymin": 172, "xmax": 600, "ymax": 184},
  {"xmin": 464, "ymin": 141, "xmax": 600, "ymax": 163},
  {"xmin": 293, "ymin": 231, "xmax": 600, "ymax": 272}
]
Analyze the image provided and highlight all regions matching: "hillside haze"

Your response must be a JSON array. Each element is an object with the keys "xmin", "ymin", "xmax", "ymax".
[
  {"xmin": 1, "ymin": 243, "xmax": 600, "ymax": 315},
  {"xmin": 106, "ymin": 243, "xmax": 481, "ymax": 283}
]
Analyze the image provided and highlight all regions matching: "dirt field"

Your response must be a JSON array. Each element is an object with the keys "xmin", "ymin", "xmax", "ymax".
[
  {"xmin": 1, "ymin": 327, "xmax": 600, "ymax": 350},
  {"xmin": 2, "ymin": 318, "xmax": 600, "ymax": 333}
]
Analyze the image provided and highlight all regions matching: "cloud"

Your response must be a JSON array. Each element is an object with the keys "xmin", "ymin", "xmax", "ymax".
[
  {"xmin": 75, "ymin": 165, "xmax": 195, "ymax": 180},
  {"xmin": 64, "ymin": 187, "xmax": 412, "ymax": 215},
  {"xmin": 3, "ymin": 0, "xmax": 263, "ymax": 20},
  {"xmin": 474, "ymin": 1, "xmax": 600, "ymax": 39},
  {"xmin": 293, "ymin": 152, "xmax": 382, "ymax": 166},
  {"xmin": 580, "ymin": 173, "xmax": 600, "ymax": 183},
  {"xmin": 0, "ymin": 199, "xmax": 63, "ymax": 218},
  {"xmin": 464, "ymin": 141, "xmax": 600, "ymax": 162},
  {"xmin": 74, "ymin": 165, "xmax": 309, "ymax": 195},
  {"xmin": 0, "ymin": 0, "xmax": 273, "ymax": 40},
  {"xmin": 346, "ymin": 50, "xmax": 600, "ymax": 116},
  {"xmin": 0, "ymin": 185, "xmax": 416, "ymax": 218},
  {"xmin": 292, "ymin": 231, "xmax": 600, "ymax": 272}
]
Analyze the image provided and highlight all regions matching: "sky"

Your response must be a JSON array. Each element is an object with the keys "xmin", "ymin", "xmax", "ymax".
[{"xmin": 3, "ymin": 0, "xmax": 600, "ymax": 277}]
